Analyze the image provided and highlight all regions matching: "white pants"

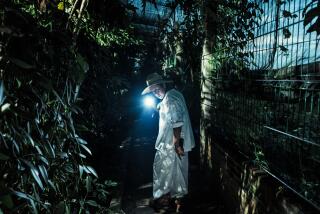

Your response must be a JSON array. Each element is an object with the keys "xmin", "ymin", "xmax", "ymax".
[{"xmin": 153, "ymin": 148, "xmax": 188, "ymax": 199}]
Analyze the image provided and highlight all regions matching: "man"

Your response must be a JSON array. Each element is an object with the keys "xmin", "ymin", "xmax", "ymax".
[{"xmin": 141, "ymin": 72, "xmax": 195, "ymax": 212}]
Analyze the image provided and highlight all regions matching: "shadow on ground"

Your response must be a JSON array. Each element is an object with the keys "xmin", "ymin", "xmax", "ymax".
[{"xmin": 121, "ymin": 137, "xmax": 225, "ymax": 214}]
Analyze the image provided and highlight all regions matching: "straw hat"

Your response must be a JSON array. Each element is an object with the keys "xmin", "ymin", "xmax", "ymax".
[{"xmin": 141, "ymin": 73, "xmax": 173, "ymax": 95}]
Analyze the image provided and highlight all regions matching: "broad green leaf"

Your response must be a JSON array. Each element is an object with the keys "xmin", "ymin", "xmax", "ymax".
[
  {"xmin": 22, "ymin": 160, "xmax": 44, "ymax": 190},
  {"xmin": 45, "ymin": 141, "xmax": 55, "ymax": 158},
  {"xmin": 0, "ymin": 80, "xmax": 4, "ymax": 105},
  {"xmin": 85, "ymin": 166, "xmax": 98, "ymax": 178},
  {"xmin": 57, "ymin": 2, "xmax": 64, "ymax": 10},
  {"xmin": 57, "ymin": 152, "xmax": 68, "ymax": 159},
  {"xmin": 79, "ymin": 165, "xmax": 84, "ymax": 178},
  {"xmin": 35, "ymin": 146, "xmax": 43, "ymax": 155},
  {"xmin": 83, "ymin": 166, "xmax": 90, "ymax": 174},
  {"xmin": 65, "ymin": 202, "xmax": 71, "ymax": 214},
  {"xmin": 76, "ymin": 54, "xmax": 89, "ymax": 74},
  {"xmin": 76, "ymin": 137, "xmax": 88, "ymax": 145},
  {"xmin": 8, "ymin": 57, "xmax": 35, "ymax": 69},
  {"xmin": 283, "ymin": 28, "xmax": 291, "ymax": 38},
  {"xmin": 79, "ymin": 144, "xmax": 92, "ymax": 155},
  {"xmin": 39, "ymin": 156, "xmax": 49, "ymax": 166},
  {"xmin": 75, "ymin": 124, "xmax": 89, "ymax": 132},
  {"xmin": 1, "ymin": 103, "xmax": 10, "ymax": 112},
  {"xmin": 279, "ymin": 45, "xmax": 288, "ymax": 52},
  {"xmin": 85, "ymin": 176, "xmax": 92, "ymax": 192},
  {"xmin": 52, "ymin": 89, "xmax": 64, "ymax": 104},
  {"xmin": 30, "ymin": 198, "xmax": 38, "ymax": 214},
  {"xmin": 25, "ymin": 132, "xmax": 35, "ymax": 147},
  {"xmin": 304, "ymin": 5, "xmax": 320, "ymax": 27},
  {"xmin": 12, "ymin": 190, "xmax": 33, "ymax": 201},
  {"xmin": 85, "ymin": 200, "xmax": 99, "ymax": 207},
  {"xmin": 0, "ymin": 153, "xmax": 9, "ymax": 160},
  {"xmin": 32, "ymin": 183, "xmax": 40, "ymax": 202},
  {"xmin": 79, "ymin": 153, "xmax": 86, "ymax": 159},
  {"xmin": 48, "ymin": 180, "xmax": 57, "ymax": 192},
  {"xmin": 31, "ymin": 167, "xmax": 44, "ymax": 190},
  {"xmin": 104, "ymin": 180, "xmax": 118, "ymax": 187},
  {"xmin": 12, "ymin": 139, "xmax": 20, "ymax": 155},
  {"xmin": 39, "ymin": 165, "xmax": 48, "ymax": 184}
]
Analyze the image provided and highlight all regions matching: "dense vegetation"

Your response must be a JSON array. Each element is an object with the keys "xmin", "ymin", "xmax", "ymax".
[
  {"xmin": 0, "ymin": 0, "xmax": 142, "ymax": 213},
  {"xmin": 1, "ymin": 0, "xmax": 319, "ymax": 212}
]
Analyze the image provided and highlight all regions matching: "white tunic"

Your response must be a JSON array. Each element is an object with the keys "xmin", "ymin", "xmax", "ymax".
[{"xmin": 153, "ymin": 89, "xmax": 195, "ymax": 199}]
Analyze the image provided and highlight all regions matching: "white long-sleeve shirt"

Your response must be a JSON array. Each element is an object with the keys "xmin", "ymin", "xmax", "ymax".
[{"xmin": 155, "ymin": 89, "xmax": 195, "ymax": 152}]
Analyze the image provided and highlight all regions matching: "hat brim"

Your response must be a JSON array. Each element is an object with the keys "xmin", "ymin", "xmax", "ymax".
[{"xmin": 141, "ymin": 80, "xmax": 173, "ymax": 95}]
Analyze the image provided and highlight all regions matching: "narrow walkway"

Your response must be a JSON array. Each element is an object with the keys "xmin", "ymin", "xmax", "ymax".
[{"xmin": 121, "ymin": 137, "xmax": 225, "ymax": 213}]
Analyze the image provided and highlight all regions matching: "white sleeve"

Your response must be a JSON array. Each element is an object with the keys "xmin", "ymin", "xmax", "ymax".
[{"xmin": 167, "ymin": 97, "xmax": 184, "ymax": 128}]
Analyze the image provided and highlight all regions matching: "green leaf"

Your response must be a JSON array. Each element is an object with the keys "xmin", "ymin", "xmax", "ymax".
[
  {"xmin": 48, "ymin": 180, "xmax": 57, "ymax": 192},
  {"xmin": 30, "ymin": 198, "xmax": 38, "ymax": 214},
  {"xmin": 22, "ymin": 160, "xmax": 44, "ymax": 190},
  {"xmin": 12, "ymin": 139, "xmax": 20, "ymax": 155},
  {"xmin": 39, "ymin": 165, "xmax": 49, "ymax": 184},
  {"xmin": 283, "ymin": 28, "xmax": 291, "ymax": 38},
  {"xmin": 306, "ymin": 18, "xmax": 320, "ymax": 35},
  {"xmin": 44, "ymin": 141, "xmax": 55, "ymax": 158},
  {"xmin": 279, "ymin": 45, "xmax": 288, "ymax": 52},
  {"xmin": 104, "ymin": 180, "xmax": 118, "ymax": 187},
  {"xmin": 39, "ymin": 156, "xmax": 49, "ymax": 166},
  {"xmin": 8, "ymin": 57, "xmax": 35, "ymax": 69},
  {"xmin": 76, "ymin": 137, "xmax": 88, "ymax": 145},
  {"xmin": 25, "ymin": 132, "xmax": 35, "ymax": 147},
  {"xmin": 86, "ymin": 176, "xmax": 92, "ymax": 192},
  {"xmin": 1, "ymin": 103, "xmax": 10, "ymax": 112},
  {"xmin": 0, "ymin": 80, "xmax": 4, "ymax": 106},
  {"xmin": 304, "ymin": 5, "xmax": 320, "ymax": 27},
  {"xmin": 79, "ymin": 153, "xmax": 86, "ymax": 159},
  {"xmin": 85, "ymin": 166, "xmax": 98, "ymax": 178},
  {"xmin": 35, "ymin": 146, "xmax": 43, "ymax": 156},
  {"xmin": 52, "ymin": 89, "xmax": 64, "ymax": 105},
  {"xmin": 65, "ymin": 202, "xmax": 71, "ymax": 214},
  {"xmin": 12, "ymin": 190, "xmax": 33, "ymax": 201},
  {"xmin": 57, "ymin": 152, "xmax": 68, "ymax": 159},
  {"xmin": 0, "ymin": 153, "xmax": 9, "ymax": 160},
  {"xmin": 79, "ymin": 165, "xmax": 84, "ymax": 178},
  {"xmin": 85, "ymin": 200, "xmax": 99, "ymax": 207},
  {"xmin": 282, "ymin": 10, "xmax": 297, "ymax": 18},
  {"xmin": 79, "ymin": 144, "xmax": 92, "ymax": 155}
]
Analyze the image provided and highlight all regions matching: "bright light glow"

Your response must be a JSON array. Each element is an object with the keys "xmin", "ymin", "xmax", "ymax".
[{"xmin": 143, "ymin": 96, "xmax": 155, "ymax": 108}]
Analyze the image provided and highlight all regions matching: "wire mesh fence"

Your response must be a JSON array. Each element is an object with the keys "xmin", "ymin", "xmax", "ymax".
[{"xmin": 208, "ymin": 0, "xmax": 320, "ymax": 209}]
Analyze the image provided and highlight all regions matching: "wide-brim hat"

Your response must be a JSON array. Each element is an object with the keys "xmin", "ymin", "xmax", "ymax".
[{"xmin": 141, "ymin": 73, "xmax": 173, "ymax": 95}]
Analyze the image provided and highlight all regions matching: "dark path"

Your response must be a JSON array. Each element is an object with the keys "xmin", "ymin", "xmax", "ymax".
[{"xmin": 121, "ymin": 135, "xmax": 225, "ymax": 213}]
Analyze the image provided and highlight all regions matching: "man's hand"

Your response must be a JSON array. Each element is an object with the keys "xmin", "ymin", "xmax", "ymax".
[
  {"xmin": 175, "ymin": 145, "xmax": 184, "ymax": 157},
  {"xmin": 173, "ymin": 126, "xmax": 184, "ymax": 158}
]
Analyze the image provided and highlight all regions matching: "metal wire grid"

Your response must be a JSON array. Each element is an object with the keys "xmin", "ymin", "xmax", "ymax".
[
  {"xmin": 129, "ymin": 0, "xmax": 184, "ymax": 23},
  {"xmin": 207, "ymin": 0, "xmax": 320, "ymax": 209}
]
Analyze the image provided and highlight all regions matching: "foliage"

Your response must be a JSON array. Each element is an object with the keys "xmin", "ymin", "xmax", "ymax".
[
  {"xmin": 12, "ymin": 0, "xmax": 142, "ymax": 47},
  {"xmin": 158, "ymin": 0, "xmax": 204, "ymax": 88},
  {"xmin": 205, "ymin": 0, "xmax": 263, "ymax": 75},
  {"xmin": 0, "ymin": 1, "xmax": 130, "ymax": 213},
  {"xmin": 303, "ymin": 0, "xmax": 320, "ymax": 36}
]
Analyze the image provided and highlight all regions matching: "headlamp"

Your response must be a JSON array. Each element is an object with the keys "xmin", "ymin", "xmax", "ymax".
[{"xmin": 143, "ymin": 95, "xmax": 156, "ymax": 108}]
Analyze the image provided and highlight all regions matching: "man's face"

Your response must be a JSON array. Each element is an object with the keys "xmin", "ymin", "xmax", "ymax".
[{"xmin": 152, "ymin": 85, "xmax": 165, "ymax": 99}]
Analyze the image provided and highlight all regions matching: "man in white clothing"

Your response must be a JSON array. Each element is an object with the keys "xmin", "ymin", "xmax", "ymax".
[{"xmin": 141, "ymin": 73, "xmax": 195, "ymax": 212}]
